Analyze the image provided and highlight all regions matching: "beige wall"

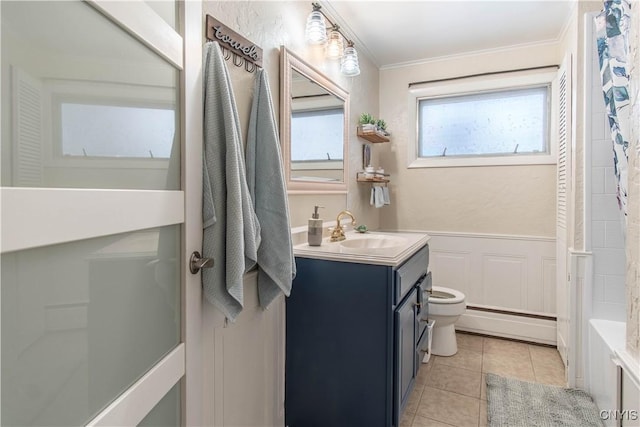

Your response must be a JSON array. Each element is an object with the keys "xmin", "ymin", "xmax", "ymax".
[
  {"xmin": 378, "ymin": 44, "xmax": 563, "ymax": 237},
  {"xmin": 627, "ymin": 0, "xmax": 640, "ymax": 360},
  {"xmin": 204, "ymin": 1, "xmax": 381, "ymax": 229}
]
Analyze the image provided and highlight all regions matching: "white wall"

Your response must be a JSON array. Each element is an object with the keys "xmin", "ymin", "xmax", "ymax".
[{"xmin": 586, "ymin": 18, "xmax": 627, "ymax": 322}]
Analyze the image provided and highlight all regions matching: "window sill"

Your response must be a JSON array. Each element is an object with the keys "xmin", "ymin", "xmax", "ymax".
[{"xmin": 408, "ymin": 154, "xmax": 556, "ymax": 168}]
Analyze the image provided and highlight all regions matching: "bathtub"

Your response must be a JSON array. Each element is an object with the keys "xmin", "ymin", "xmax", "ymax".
[{"xmin": 588, "ymin": 319, "xmax": 640, "ymax": 427}]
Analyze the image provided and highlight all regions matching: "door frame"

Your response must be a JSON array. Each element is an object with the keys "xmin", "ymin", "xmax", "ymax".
[{"xmin": 180, "ymin": 0, "xmax": 204, "ymax": 425}]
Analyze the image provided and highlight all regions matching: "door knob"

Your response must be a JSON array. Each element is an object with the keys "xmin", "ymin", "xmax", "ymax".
[{"xmin": 190, "ymin": 251, "xmax": 214, "ymax": 274}]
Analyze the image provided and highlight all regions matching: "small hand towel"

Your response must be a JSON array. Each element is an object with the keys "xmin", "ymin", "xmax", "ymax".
[
  {"xmin": 370, "ymin": 187, "xmax": 375, "ymax": 206},
  {"xmin": 382, "ymin": 186, "xmax": 390, "ymax": 205},
  {"xmin": 375, "ymin": 186, "xmax": 384, "ymax": 208},
  {"xmin": 246, "ymin": 68, "xmax": 296, "ymax": 309},
  {"xmin": 202, "ymin": 41, "xmax": 261, "ymax": 321}
]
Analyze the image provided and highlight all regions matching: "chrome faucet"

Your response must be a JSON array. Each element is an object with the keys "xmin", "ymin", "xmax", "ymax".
[{"xmin": 330, "ymin": 210, "xmax": 357, "ymax": 242}]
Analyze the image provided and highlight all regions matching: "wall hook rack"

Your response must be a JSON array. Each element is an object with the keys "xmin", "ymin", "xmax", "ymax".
[
  {"xmin": 220, "ymin": 46, "xmax": 232, "ymax": 61},
  {"xmin": 206, "ymin": 14, "xmax": 263, "ymax": 73}
]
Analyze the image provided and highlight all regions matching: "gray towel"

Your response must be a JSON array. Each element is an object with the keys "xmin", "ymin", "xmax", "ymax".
[
  {"xmin": 202, "ymin": 42, "xmax": 261, "ymax": 321},
  {"xmin": 246, "ymin": 69, "xmax": 296, "ymax": 309}
]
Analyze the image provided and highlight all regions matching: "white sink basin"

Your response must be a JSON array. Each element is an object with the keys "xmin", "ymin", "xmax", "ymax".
[
  {"xmin": 339, "ymin": 235, "xmax": 408, "ymax": 254},
  {"xmin": 292, "ymin": 230, "xmax": 430, "ymax": 265}
]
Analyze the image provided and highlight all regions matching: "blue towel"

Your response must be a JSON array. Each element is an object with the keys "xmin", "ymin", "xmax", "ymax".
[
  {"xmin": 202, "ymin": 42, "xmax": 261, "ymax": 321},
  {"xmin": 246, "ymin": 69, "xmax": 296, "ymax": 309}
]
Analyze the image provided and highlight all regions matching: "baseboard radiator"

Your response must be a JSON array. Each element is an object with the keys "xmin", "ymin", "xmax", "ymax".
[{"xmin": 456, "ymin": 305, "xmax": 556, "ymax": 345}]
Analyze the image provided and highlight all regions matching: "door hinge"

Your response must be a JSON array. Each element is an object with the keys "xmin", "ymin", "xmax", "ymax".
[{"xmin": 567, "ymin": 273, "xmax": 571, "ymax": 282}]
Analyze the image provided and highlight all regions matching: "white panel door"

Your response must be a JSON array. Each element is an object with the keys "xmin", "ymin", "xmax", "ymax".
[
  {"xmin": 556, "ymin": 55, "xmax": 572, "ymax": 384},
  {"xmin": 0, "ymin": 0, "xmax": 203, "ymax": 425}
]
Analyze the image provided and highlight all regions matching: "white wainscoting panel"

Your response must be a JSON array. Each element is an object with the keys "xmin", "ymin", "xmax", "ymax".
[
  {"xmin": 431, "ymin": 250, "xmax": 472, "ymax": 296},
  {"xmin": 482, "ymin": 254, "xmax": 527, "ymax": 309},
  {"xmin": 427, "ymin": 232, "xmax": 556, "ymax": 314},
  {"xmin": 542, "ymin": 257, "xmax": 558, "ymax": 313},
  {"xmin": 202, "ymin": 271, "xmax": 285, "ymax": 427},
  {"xmin": 425, "ymin": 231, "xmax": 557, "ymax": 344}
]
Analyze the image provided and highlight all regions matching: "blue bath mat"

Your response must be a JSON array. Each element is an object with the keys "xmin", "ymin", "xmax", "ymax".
[{"xmin": 486, "ymin": 373, "xmax": 603, "ymax": 426}]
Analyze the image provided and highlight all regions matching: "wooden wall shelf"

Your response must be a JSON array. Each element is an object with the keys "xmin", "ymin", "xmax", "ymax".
[
  {"xmin": 357, "ymin": 127, "xmax": 390, "ymax": 143},
  {"xmin": 356, "ymin": 172, "xmax": 390, "ymax": 184}
]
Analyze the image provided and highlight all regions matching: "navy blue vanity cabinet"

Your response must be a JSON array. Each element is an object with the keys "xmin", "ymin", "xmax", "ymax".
[
  {"xmin": 285, "ymin": 244, "xmax": 429, "ymax": 427},
  {"xmin": 395, "ymin": 286, "xmax": 418, "ymax": 422}
]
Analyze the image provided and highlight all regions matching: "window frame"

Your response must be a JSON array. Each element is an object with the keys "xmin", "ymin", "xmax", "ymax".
[{"xmin": 407, "ymin": 69, "xmax": 558, "ymax": 168}]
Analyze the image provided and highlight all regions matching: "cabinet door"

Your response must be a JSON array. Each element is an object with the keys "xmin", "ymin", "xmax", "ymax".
[{"xmin": 394, "ymin": 287, "xmax": 418, "ymax": 422}]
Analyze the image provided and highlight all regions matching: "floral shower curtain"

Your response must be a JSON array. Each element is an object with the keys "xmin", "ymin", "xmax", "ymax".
[{"xmin": 595, "ymin": 0, "xmax": 632, "ymax": 222}]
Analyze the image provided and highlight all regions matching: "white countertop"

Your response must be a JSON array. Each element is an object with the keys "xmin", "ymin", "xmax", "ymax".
[{"xmin": 293, "ymin": 230, "xmax": 430, "ymax": 267}]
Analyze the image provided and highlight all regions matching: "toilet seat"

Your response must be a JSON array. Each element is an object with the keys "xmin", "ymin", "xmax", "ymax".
[{"xmin": 429, "ymin": 286, "xmax": 465, "ymax": 304}]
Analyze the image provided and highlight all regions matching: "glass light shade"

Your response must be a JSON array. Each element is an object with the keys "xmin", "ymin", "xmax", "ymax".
[
  {"xmin": 325, "ymin": 30, "xmax": 344, "ymax": 59},
  {"xmin": 340, "ymin": 46, "xmax": 361, "ymax": 76},
  {"xmin": 305, "ymin": 11, "xmax": 327, "ymax": 44}
]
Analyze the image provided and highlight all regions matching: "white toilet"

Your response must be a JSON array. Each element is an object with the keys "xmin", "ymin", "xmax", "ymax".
[{"xmin": 428, "ymin": 286, "xmax": 466, "ymax": 356}]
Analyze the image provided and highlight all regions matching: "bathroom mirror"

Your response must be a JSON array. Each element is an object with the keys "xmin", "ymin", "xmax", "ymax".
[{"xmin": 280, "ymin": 47, "xmax": 349, "ymax": 193}]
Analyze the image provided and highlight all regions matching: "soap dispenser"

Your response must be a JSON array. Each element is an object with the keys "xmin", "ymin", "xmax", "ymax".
[{"xmin": 307, "ymin": 205, "xmax": 324, "ymax": 246}]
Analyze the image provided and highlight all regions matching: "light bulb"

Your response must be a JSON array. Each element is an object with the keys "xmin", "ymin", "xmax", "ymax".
[
  {"xmin": 305, "ymin": 11, "xmax": 327, "ymax": 45},
  {"xmin": 325, "ymin": 29, "xmax": 344, "ymax": 59},
  {"xmin": 341, "ymin": 46, "xmax": 360, "ymax": 76}
]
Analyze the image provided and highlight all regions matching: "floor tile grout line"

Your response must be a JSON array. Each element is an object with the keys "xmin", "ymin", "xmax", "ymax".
[
  {"xmin": 527, "ymin": 342, "xmax": 541, "ymax": 383},
  {"xmin": 422, "ymin": 384, "xmax": 484, "ymax": 403},
  {"xmin": 479, "ymin": 336, "xmax": 485, "ymax": 401},
  {"xmin": 425, "ymin": 382, "xmax": 482, "ymax": 400},
  {"xmin": 529, "ymin": 345, "xmax": 540, "ymax": 381}
]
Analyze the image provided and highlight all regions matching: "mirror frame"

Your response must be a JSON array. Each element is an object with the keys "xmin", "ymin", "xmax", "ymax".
[{"xmin": 280, "ymin": 46, "xmax": 349, "ymax": 194}]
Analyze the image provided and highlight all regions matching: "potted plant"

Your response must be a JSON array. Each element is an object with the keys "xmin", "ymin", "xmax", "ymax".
[
  {"xmin": 375, "ymin": 119, "xmax": 389, "ymax": 136},
  {"xmin": 359, "ymin": 113, "xmax": 376, "ymax": 132}
]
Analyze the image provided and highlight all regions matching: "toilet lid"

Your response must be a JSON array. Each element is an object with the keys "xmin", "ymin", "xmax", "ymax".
[{"xmin": 429, "ymin": 286, "xmax": 465, "ymax": 304}]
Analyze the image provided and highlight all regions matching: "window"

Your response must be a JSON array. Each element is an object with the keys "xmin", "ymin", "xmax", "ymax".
[
  {"xmin": 408, "ymin": 69, "xmax": 558, "ymax": 168},
  {"xmin": 60, "ymin": 102, "xmax": 175, "ymax": 159},
  {"xmin": 45, "ymin": 78, "xmax": 178, "ymax": 170},
  {"xmin": 291, "ymin": 107, "xmax": 344, "ymax": 162}
]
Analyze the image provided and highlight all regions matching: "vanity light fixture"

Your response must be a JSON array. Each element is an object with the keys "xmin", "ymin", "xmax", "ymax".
[
  {"xmin": 305, "ymin": 2, "xmax": 361, "ymax": 76},
  {"xmin": 341, "ymin": 41, "xmax": 361, "ymax": 76},
  {"xmin": 325, "ymin": 25, "xmax": 344, "ymax": 59},
  {"xmin": 305, "ymin": 3, "xmax": 327, "ymax": 44}
]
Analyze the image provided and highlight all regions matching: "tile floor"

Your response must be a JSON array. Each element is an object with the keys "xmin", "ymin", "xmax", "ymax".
[{"xmin": 400, "ymin": 332, "xmax": 566, "ymax": 427}]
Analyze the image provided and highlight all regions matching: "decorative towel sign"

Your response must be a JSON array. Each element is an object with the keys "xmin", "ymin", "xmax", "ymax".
[
  {"xmin": 595, "ymin": 0, "xmax": 632, "ymax": 222},
  {"xmin": 206, "ymin": 15, "xmax": 263, "ymax": 68}
]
